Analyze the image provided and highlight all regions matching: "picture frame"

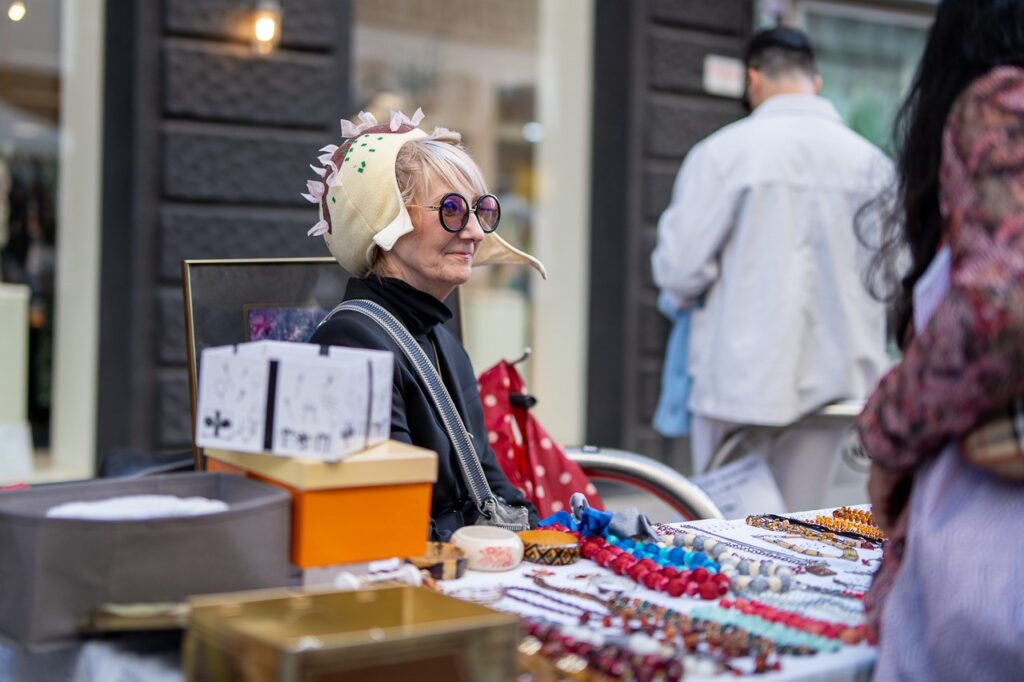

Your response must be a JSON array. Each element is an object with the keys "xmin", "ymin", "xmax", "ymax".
[{"xmin": 181, "ymin": 257, "xmax": 462, "ymax": 468}]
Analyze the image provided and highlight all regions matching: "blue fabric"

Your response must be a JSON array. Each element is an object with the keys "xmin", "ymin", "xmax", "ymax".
[
  {"xmin": 653, "ymin": 292, "xmax": 693, "ymax": 437},
  {"xmin": 578, "ymin": 508, "xmax": 614, "ymax": 537},
  {"xmin": 538, "ymin": 507, "xmax": 613, "ymax": 537},
  {"xmin": 538, "ymin": 511, "xmax": 577, "ymax": 530}
]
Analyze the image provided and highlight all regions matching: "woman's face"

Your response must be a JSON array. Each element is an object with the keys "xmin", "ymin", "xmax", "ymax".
[{"xmin": 383, "ymin": 172, "xmax": 486, "ymax": 301}]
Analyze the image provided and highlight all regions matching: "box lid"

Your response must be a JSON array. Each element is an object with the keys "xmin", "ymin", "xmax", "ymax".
[
  {"xmin": 205, "ymin": 440, "xmax": 438, "ymax": 490},
  {"xmin": 186, "ymin": 585, "xmax": 518, "ymax": 651}
]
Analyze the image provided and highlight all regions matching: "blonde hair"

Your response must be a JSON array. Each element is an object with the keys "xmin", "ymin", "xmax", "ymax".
[
  {"xmin": 396, "ymin": 132, "xmax": 488, "ymax": 204},
  {"xmin": 367, "ymin": 130, "xmax": 489, "ymax": 276}
]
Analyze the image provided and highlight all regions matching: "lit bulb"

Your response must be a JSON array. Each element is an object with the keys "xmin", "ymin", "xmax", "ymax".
[
  {"xmin": 8, "ymin": 1, "xmax": 26, "ymax": 22},
  {"xmin": 254, "ymin": 15, "xmax": 276, "ymax": 43}
]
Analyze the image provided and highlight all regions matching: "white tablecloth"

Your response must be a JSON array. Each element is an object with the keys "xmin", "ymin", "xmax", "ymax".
[{"xmin": 441, "ymin": 512, "xmax": 878, "ymax": 681}]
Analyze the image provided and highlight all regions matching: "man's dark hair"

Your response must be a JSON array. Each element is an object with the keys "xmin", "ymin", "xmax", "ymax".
[{"xmin": 744, "ymin": 26, "xmax": 817, "ymax": 78}]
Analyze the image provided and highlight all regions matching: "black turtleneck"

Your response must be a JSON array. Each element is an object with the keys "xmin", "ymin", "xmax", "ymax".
[
  {"xmin": 310, "ymin": 276, "xmax": 537, "ymax": 540},
  {"xmin": 341, "ymin": 277, "xmax": 455, "ymax": 373},
  {"xmin": 345, "ymin": 276, "xmax": 452, "ymax": 335}
]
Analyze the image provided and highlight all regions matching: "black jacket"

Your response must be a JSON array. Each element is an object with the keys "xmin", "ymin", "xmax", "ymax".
[{"xmin": 310, "ymin": 276, "xmax": 538, "ymax": 540}]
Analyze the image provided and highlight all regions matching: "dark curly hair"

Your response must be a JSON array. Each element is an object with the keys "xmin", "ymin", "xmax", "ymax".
[{"xmin": 862, "ymin": 0, "xmax": 1024, "ymax": 344}]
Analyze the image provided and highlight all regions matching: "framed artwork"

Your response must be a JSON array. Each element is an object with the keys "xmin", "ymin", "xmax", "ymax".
[
  {"xmin": 181, "ymin": 257, "xmax": 462, "ymax": 468},
  {"xmin": 245, "ymin": 304, "xmax": 335, "ymax": 343}
]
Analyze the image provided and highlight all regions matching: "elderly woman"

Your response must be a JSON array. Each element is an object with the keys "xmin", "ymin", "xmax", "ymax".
[{"xmin": 303, "ymin": 110, "xmax": 541, "ymax": 540}]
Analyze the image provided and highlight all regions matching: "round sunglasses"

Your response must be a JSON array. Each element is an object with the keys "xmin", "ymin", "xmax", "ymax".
[{"xmin": 418, "ymin": 192, "xmax": 501, "ymax": 233}]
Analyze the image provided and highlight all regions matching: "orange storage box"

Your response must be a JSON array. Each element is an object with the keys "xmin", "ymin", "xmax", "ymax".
[{"xmin": 205, "ymin": 441, "xmax": 437, "ymax": 568}]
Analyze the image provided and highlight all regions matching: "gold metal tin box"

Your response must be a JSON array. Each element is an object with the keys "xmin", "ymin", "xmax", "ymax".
[{"xmin": 183, "ymin": 585, "xmax": 519, "ymax": 682}]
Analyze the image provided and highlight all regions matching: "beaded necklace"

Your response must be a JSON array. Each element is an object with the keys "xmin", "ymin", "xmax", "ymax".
[
  {"xmin": 833, "ymin": 576, "xmax": 872, "ymax": 591},
  {"xmin": 580, "ymin": 534, "xmax": 731, "ymax": 600},
  {"xmin": 501, "ymin": 585, "xmax": 606, "ymax": 614},
  {"xmin": 670, "ymin": 524, "xmax": 807, "ymax": 565},
  {"xmin": 715, "ymin": 598, "xmax": 869, "ymax": 645},
  {"xmin": 753, "ymin": 533, "xmax": 860, "ymax": 562},
  {"xmin": 746, "ymin": 515, "xmax": 873, "ymax": 551},
  {"xmin": 833, "ymin": 506, "xmax": 877, "ymax": 526},
  {"xmin": 812, "ymin": 514, "xmax": 886, "ymax": 542},
  {"xmin": 501, "ymin": 586, "xmax": 611, "ymax": 625},
  {"xmin": 667, "ymin": 533, "xmax": 801, "ymax": 593},
  {"xmin": 521, "ymin": 616, "xmax": 791, "ymax": 678},
  {"xmin": 748, "ymin": 590, "xmax": 864, "ymax": 619},
  {"xmin": 528, "ymin": 577, "xmax": 838, "ymax": 661},
  {"xmin": 604, "ymin": 532, "xmax": 719, "ymax": 573},
  {"xmin": 752, "ymin": 513, "xmax": 883, "ymax": 546},
  {"xmin": 670, "ymin": 524, "xmax": 832, "ymax": 573},
  {"xmin": 798, "ymin": 582, "xmax": 866, "ymax": 600},
  {"xmin": 690, "ymin": 604, "xmax": 841, "ymax": 653},
  {"xmin": 660, "ymin": 528, "xmax": 793, "ymax": 574},
  {"xmin": 519, "ymin": 619, "xmax": 688, "ymax": 681},
  {"xmin": 532, "ymin": 577, "xmax": 696, "ymax": 643}
]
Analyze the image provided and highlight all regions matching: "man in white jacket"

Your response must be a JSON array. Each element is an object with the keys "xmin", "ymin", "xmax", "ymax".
[{"xmin": 651, "ymin": 26, "xmax": 891, "ymax": 510}]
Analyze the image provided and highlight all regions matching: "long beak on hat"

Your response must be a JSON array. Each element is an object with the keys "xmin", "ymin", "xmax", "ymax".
[{"xmin": 474, "ymin": 232, "xmax": 547, "ymax": 279}]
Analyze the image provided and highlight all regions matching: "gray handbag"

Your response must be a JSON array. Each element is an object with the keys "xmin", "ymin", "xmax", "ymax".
[{"xmin": 322, "ymin": 299, "xmax": 531, "ymax": 532}]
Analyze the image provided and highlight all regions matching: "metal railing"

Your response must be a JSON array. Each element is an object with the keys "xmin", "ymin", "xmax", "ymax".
[
  {"xmin": 565, "ymin": 446, "xmax": 724, "ymax": 521},
  {"xmin": 705, "ymin": 400, "xmax": 865, "ymax": 473}
]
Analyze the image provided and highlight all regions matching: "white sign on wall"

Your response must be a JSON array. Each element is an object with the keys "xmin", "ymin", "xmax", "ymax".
[{"xmin": 702, "ymin": 54, "xmax": 746, "ymax": 99}]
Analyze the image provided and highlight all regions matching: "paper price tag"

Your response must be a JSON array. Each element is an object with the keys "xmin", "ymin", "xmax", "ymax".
[{"xmin": 693, "ymin": 454, "xmax": 787, "ymax": 520}]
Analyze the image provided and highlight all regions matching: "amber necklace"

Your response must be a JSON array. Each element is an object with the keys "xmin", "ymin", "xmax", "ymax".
[
  {"xmin": 814, "ymin": 513, "xmax": 886, "ymax": 542},
  {"xmin": 833, "ymin": 506, "xmax": 876, "ymax": 526},
  {"xmin": 746, "ymin": 515, "xmax": 870, "ymax": 550}
]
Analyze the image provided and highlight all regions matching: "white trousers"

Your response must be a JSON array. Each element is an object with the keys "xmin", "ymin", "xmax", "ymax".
[{"xmin": 690, "ymin": 414, "xmax": 847, "ymax": 512}]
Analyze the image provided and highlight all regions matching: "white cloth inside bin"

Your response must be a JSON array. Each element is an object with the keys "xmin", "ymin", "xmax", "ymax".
[{"xmin": 46, "ymin": 494, "xmax": 229, "ymax": 520}]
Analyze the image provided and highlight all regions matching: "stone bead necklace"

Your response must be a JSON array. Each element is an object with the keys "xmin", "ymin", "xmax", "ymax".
[
  {"xmin": 716, "ymin": 597, "xmax": 869, "ymax": 644},
  {"xmin": 749, "ymin": 589, "xmax": 865, "ymax": 620},
  {"xmin": 658, "ymin": 526, "xmax": 811, "ymax": 593},
  {"xmin": 667, "ymin": 524, "xmax": 826, "ymax": 571},
  {"xmin": 689, "ymin": 604, "xmax": 842, "ymax": 654}
]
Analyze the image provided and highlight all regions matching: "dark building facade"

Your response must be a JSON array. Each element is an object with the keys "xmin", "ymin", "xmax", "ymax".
[
  {"xmin": 587, "ymin": 0, "xmax": 752, "ymax": 472},
  {"xmin": 99, "ymin": 0, "xmax": 352, "ymax": 457}
]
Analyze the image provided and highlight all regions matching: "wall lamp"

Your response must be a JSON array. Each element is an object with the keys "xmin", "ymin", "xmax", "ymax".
[
  {"xmin": 252, "ymin": 0, "xmax": 282, "ymax": 55},
  {"xmin": 7, "ymin": 0, "xmax": 26, "ymax": 22}
]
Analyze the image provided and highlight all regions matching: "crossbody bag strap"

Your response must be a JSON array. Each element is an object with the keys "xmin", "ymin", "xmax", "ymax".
[{"xmin": 321, "ymin": 299, "xmax": 496, "ymax": 512}]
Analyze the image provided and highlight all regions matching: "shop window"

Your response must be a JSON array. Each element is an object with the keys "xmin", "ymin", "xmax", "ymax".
[
  {"xmin": 795, "ymin": 2, "xmax": 930, "ymax": 154},
  {"xmin": 0, "ymin": 0, "xmax": 61, "ymax": 474},
  {"xmin": 351, "ymin": 0, "xmax": 541, "ymax": 380},
  {"xmin": 351, "ymin": 1, "xmax": 593, "ymax": 443},
  {"xmin": 1, "ymin": 0, "xmax": 103, "ymax": 483}
]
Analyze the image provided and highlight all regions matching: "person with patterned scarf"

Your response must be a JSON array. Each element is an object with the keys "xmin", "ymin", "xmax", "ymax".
[{"xmin": 856, "ymin": 1, "xmax": 1024, "ymax": 678}]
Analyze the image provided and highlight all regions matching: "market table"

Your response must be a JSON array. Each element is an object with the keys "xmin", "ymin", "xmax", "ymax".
[
  {"xmin": 441, "ymin": 511, "xmax": 878, "ymax": 681},
  {"xmin": 0, "ymin": 509, "xmax": 879, "ymax": 681}
]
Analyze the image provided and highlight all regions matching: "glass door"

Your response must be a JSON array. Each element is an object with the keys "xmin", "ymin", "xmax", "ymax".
[
  {"xmin": 351, "ymin": 0, "xmax": 594, "ymax": 442},
  {"xmin": 796, "ymin": 1, "xmax": 931, "ymax": 153},
  {"xmin": 0, "ymin": 0, "xmax": 105, "ymax": 483}
]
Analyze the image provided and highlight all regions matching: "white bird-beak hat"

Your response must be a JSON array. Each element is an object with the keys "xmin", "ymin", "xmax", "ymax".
[{"xmin": 302, "ymin": 108, "xmax": 546, "ymax": 279}]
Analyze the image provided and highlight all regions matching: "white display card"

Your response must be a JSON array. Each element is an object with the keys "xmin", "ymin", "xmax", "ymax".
[
  {"xmin": 195, "ymin": 347, "xmax": 272, "ymax": 453},
  {"xmin": 195, "ymin": 341, "xmax": 393, "ymax": 460}
]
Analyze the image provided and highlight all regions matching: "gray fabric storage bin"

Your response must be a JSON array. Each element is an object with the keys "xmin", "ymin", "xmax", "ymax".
[{"xmin": 0, "ymin": 473, "xmax": 291, "ymax": 651}]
